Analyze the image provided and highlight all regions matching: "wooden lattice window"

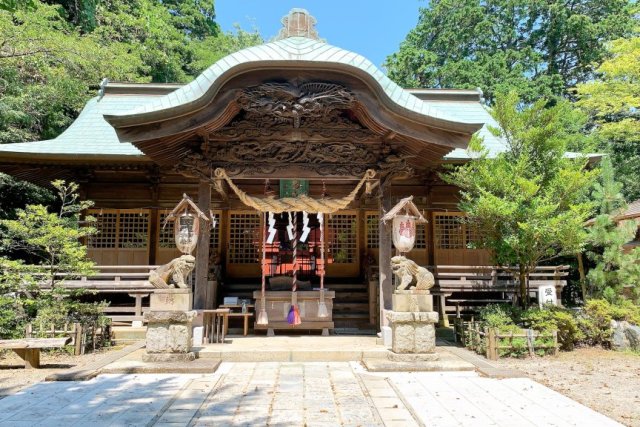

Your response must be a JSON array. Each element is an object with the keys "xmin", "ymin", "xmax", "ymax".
[
  {"xmin": 118, "ymin": 212, "xmax": 149, "ymax": 249},
  {"xmin": 229, "ymin": 213, "xmax": 260, "ymax": 264},
  {"xmin": 328, "ymin": 214, "xmax": 357, "ymax": 263},
  {"xmin": 466, "ymin": 224, "xmax": 480, "ymax": 247},
  {"xmin": 210, "ymin": 212, "xmax": 220, "ymax": 251},
  {"xmin": 366, "ymin": 213, "xmax": 379, "ymax": 249},
  {"xmin": 88, "ymin": 209, "xmax": 150, "ymax": 249},
  {"xmin": 88, "ymin": 213, "xmax": 117, "ymax": 249},
  {"xmin": 158, "ymin": 212, "xmax": 174, "ymax": 249},
  {"xmin": 415, "ymin": 223, "xmax": 427, "ymax": 249},
  {"xmin": 434, "ymin": 213, "xmax": 478, "ymax": 249}
]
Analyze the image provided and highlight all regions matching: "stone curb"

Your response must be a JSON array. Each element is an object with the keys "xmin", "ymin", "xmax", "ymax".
[
  {"xmin": 440, "ymin": 341, "xmax": 527, "ymax": 378},
  {"xmin": 45, "ymin": 340, "xmax": 145, "ymax": 381}
]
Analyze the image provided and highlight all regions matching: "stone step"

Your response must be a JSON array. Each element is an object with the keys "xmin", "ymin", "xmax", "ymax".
[{"xmin": 111, "ymin": 326, "xmax": 146, "ymax": 343}]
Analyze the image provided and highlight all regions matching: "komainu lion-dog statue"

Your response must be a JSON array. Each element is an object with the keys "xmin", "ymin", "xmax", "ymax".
[
  {"xmin": 149, "ymin": 254, "xmax": 196, "ymax": 289},
  {"xmin": 391, "ymin": 255, "xmax": 435, "ymax": 291}
]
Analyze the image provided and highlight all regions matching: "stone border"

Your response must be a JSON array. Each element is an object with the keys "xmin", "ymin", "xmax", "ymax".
[{"xmin": 45, "ymin": 341, "xmax": 145, "ymax": 381}]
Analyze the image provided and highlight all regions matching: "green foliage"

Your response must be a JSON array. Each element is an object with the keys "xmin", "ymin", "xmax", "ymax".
[
  {"xmin": 0, "ymin": 0, "xmax": 262, "ymax": 146},
  {"xmin": 386, "ymin": 0, "xmax": 635, "ymax": 104},
  {"xmin": 445, "ymin": 92, "xmax": 597, "ymax": 304},
  {"xmin": 578, "ymin": 299, "xmax": 615, "ymax": 346},
  {"xmin": 0, "ymin": 1, "xmax": 145, "ymax": 144},
  {"xmin": 577, "ymin": 33, "xmax": 640, "ymax": 201},
  {"xmin": 478, "ymin": 304, "xmax": 518, "ymax": 329},
  {"xmin": 496, "ymin": 324, "xmax": 530, "ymax": 358},
  {"xmin": 585, "ymin": 158, "xmax": 640, "ymax": 300},
  {"xmin": 0, "ymin": 181, "xmax": 109, "ymax": 339},
  {"xmin": 1, "ymin": 180, "xmax": 96, "ymax": 286},
  {"xmin": 520, "ymin": 306, "xmax": 583, "ymax": 351},
  {"xmin": 0, "ymin": 295, "xmax": 27, "ymax": 338},
  {"xmin": 576, "ymin": 299, "xmax": 640, "ymax": 346}
]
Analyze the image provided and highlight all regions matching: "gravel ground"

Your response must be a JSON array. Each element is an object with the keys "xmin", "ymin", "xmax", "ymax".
[
  {"xmin": 0, "ymin": 346, "xmax": 123, "ymax": 397},
  {"xmin": 495, "ymin": 347, "xmax": 640, "ymax": 426}
]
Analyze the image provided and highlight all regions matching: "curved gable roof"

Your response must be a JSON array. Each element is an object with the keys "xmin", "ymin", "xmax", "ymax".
[{"xmin": 105, "ymin": 36, "xmax": 483, "ymax": 140}]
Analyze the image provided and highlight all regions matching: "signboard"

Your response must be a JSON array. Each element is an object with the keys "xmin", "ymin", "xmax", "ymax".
[
  {"xmin": 280, "ymin": 179, "xmax": 309, "ymax": 198},
  {"xmin": 538, "ymin": 284, "xmax": 558, "ymax": 307}
]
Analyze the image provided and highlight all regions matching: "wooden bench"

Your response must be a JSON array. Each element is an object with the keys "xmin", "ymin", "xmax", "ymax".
[{"xmin": 0, "ymin": 337, "xmax": 72, "ymax": 368}]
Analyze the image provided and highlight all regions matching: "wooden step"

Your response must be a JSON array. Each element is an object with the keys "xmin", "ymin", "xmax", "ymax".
[{"xmin": 333, "ymin": 303, "xmax": 370, "ymax": 312}]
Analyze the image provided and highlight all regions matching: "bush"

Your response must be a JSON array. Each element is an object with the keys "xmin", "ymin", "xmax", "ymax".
[
  {"xmin": 0, "ymin": 295, "xmax": 27, "ymax": 339},
  {"xmin": 520, "ymin": 306, "xmax": 584, "ymax": 351},
  {"xmin": 33, "ymin": 298, "xmax": 109, "ymax": 332},
  {"xmin": 577, "ymin": 298, "xmax": 640, "ymax": 347},
  {"xmin": 478, "ymin": 304, "xmax": 518, "ymax": 329}
]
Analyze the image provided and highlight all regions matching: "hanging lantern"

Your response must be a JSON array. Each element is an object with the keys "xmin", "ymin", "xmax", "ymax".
[
  {"xmin": 392, "ymin": 215, "xmax": 416, "ymax": 254},
  {"xmin": 175, "ymin": 209, "xmax": 199, "ymax": 254},
  {"xmin": 381, "ymin": 196, "xmax": 427, "ymax": 255},
  {"xmin": 163, "ymin": 193, "xmax": 209, "ymax": 255}
]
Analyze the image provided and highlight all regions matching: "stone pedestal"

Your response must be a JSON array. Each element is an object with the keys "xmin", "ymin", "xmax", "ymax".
[
  {"xmin": 386, "ymin": 289, "xmax": 439, "ymax": 361},
  {"xmin": 150, "ymin": 289, "xmax": 193, "ymax": 311},
  {"xmin": 392, "ymin": 290, "xmax": 433, "ymax": 312},
  {"xmin": 143, "ymin": 310, "xmax": 197, "ymax": 362},
  {"xmin": 386, "ymin": 311, "xmax": 438, "ymax": 354}
]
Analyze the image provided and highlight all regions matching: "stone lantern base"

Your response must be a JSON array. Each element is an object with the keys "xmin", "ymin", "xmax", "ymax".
[{"xmin": 143, "ymin": 310, "xmax": 197, "ymax": 362}]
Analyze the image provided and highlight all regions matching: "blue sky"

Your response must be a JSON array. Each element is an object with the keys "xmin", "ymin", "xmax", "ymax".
[{"xmin": 215, "ymin": 1, "xmax": 424, "ymax": 70}]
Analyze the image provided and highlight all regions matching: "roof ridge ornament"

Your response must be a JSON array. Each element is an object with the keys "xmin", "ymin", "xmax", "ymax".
[{"xmin": 276, "ymin": 8, "xmax": 319, "ymax": 40}]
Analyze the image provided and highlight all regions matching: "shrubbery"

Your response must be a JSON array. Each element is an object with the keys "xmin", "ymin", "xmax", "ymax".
[
  {"xmin": 472, "ymin": 298, "xmax": 640, "ymax": 356},
  {"xmin": 0, "ymin": 181, "xmax": 110, "ymax": 344}
]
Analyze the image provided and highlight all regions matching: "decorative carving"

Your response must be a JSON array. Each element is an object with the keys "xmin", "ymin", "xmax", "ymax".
[
  {"xmin": 205, "ymin": 141, "xmax": 377, "ymax": 165},
  {"xmin": 391, "ymin": 255, "xmax": 435, "ymax": 291},
  {"xmin": 236, "ymin": 82, "xmax": 356, "ymax": 129},
  {"xmin": 149, "ymin": 255, "xmax": 196, "ymax": 289}
]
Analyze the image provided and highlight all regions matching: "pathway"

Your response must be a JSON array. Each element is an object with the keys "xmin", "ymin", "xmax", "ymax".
[{"xmin": 0, "ymin": 362, "xmax": 621, "ymax": 426}]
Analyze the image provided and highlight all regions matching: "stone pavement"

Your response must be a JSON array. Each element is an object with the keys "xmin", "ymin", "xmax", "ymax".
[{"xmin": 0, "ymin": 362, "xmax": 622, "ymax": 426}]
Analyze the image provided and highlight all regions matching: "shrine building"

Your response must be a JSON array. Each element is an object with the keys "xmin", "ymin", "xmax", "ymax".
[{"xmin": 0, "ymin": 9, "xmax": 553, "ymax": 332}]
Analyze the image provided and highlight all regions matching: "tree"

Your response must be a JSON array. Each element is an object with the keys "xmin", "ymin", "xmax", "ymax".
[
  {"xmin": 584, "ymin": 158, "xmax": 640, "ymax": 301},
  {"xmin": 0, "ymin": 180, "xmax": 103, "ymax": 338},
  {"xmin": 445, "ymin": 92, "xmax": 597, "ymax": 305},
  {"xmin": 0, "ymin": 1, "xmax": 144, "ymax": 144},
  {"xmin": 1, "ymin": 180, "xmax": 96, "ymax": 288},
  {"xmin": 576, "ymin": 33, "xmax": 640, "ymax": 201},
  {"xmin": 0, "ymin": 1, "xmax": 263, "ymax": 145},
  {"xmin": 385, "ymin": 0, "xmax": 635, "ymax": 103}
]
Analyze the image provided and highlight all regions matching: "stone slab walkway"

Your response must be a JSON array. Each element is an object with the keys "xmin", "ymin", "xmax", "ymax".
[{"xmin": 0, "ymin": 362, "xmax": 622, "ymax": 426}]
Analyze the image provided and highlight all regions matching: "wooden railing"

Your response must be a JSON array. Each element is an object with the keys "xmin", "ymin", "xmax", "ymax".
[
  {"xmin": 428, "ymin": 265, "xmax": 569, "ymax": 326},
  {"xmin": 37, "ymin": 264, "xmax": 569, "ymax": 326}
]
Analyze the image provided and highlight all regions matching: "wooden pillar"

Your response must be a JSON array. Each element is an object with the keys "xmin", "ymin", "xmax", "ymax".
[
  {"xmin": 195, "ymin": 180, "xmax": 211, "ymax": 310},
  {"xmin": 378, "ymin": 181, "xmax": 393, "ymax": 329},
  {"xmin": 426, "ymin": 185, "xmax": 436, "ymax": 268}
]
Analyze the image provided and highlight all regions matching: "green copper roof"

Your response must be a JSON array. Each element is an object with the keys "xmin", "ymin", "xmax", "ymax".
[
  {"xmin": 0, "ymin": 94, "xmax": 159, "ymax": 159},
  {"xmin": 108, "ymin": 37, "xmax": 482, "ymax": 136}
]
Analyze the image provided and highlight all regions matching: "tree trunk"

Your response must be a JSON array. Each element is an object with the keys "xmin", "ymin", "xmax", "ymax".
[
  {"xmin": 518, "ymin": 266, "xmax": 528, "ymax": 308},
  {"xmin": 576, "ymin": 252, "xmax": 588, "ymax": 301}
]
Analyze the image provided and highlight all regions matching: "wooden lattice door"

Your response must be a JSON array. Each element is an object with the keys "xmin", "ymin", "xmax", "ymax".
[
  {"xmin": 326, "ymin": 211, "xmax": 360, "ymax": 277},
  {"xmin": 226, "ymin": 211, "xmax": 261, "ymax": 278}
]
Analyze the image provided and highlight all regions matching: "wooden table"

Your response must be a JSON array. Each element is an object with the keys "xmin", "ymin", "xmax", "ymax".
[
  {"xmin": 200, "ymin": 309, "xmax": 230, "ymax": 344},
  {"xmin": 220, "ymin": 304, "xmax": 254, "ymax": 336}
]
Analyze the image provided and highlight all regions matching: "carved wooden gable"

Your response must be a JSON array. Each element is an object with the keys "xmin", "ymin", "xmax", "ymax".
[{"xmin": 174, "ymin": 81, "xmax": 414, "ymax": 179}]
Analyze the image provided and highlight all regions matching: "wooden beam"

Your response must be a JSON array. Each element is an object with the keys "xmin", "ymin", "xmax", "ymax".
[
  {"xmin": 378, "ymin": 181, "xmax": 393, "ymax": 329},
  {"xmin": 195, "ymin": 180, "xmax": 211, "ymax": 309}
]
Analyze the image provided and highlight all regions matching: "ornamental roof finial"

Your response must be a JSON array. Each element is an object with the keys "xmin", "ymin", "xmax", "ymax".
[{"xmin": 276, "ymin": 8, "xmax": 319, "ymax": 40}]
